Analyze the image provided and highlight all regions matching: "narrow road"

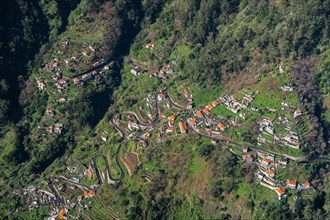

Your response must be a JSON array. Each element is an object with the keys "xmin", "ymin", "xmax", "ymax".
[
  {"xmin": 47, "ymin": 182, "xmax": 65, "ymax": 206},
  {"xmin": 70, "ymin": 59, "xmax": 112, "ymax": 79},
  {"xmin": 122, "ymin": 91, "xmax": 162, "ymax": 127},
  {"xmin": 123, "ymin": 111, "xmax": 158, "ymax": 128},
  {"xmin": 53, "ymin": 89, "xmax": 330, "ymax": 196},
  {"xmin": 56, "ymin": 176, "xmax": 91, "ymax": 190},
  {"xmin": 167, "ymin": 91, "xmax": 187, "ymax": 110},
  {"xmin": 92, "ymin": 154, "xmax": 125, "ymax": 183},
  {"xmin": 123, "ymin": 56, "xmax": 149, "ymax": 71},
  {"xmin": 110, "ymin": 116, "xmax": 126, "ymax": 139},
  {"xmin": 186, "ymin": 118, "xmax": 330, "ymax": 163}
]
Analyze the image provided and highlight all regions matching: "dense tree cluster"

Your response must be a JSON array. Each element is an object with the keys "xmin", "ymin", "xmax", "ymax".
[{"xmin": 290, "ymin": 58, "xmax": 327, "ymax": 154}]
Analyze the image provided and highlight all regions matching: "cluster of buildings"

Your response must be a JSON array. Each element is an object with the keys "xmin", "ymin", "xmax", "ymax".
[
  {"xmin": 36, "ymin": 78, "xmax": 47, "ymax": 91},
  {"xmin": 274, "ymin": 180, "xmax": 311, "ymax": 200},
  {"xmin": 129, "ymin": 47, "xmax": 179, "ymax": 81},
  {"xmin": 189, "ymin": 100, "xmax": 230, "ymax": 134},
  {"xmin": 44, "ymin": 166, "xmax": 99, "ymax": 219},
  {"xmin": 37, "ymin": 41, "xmax": 110, "ymax": 94},
  {"xmin": 259, "ymin": 117, "xmax": 275, "ymax": 135},
  {"xmin": 22, "ymin": 182, "xmax": 92, "ymax": 219},
  {"xmin": 246, "ymin": 150, "xmax": 312, "ymax": 199},
  {"xmin": 158, "ymin": 63, "xmax": 174, "ymax": 82},
  {"xmin": 127, "ymin": 119, "xmax": 140, "ymax": 131},
  {"xmin": 257, "ymin": 112, "xmax": 302, "ymax": 150},
  {"xmin": 166, "ymin": 114, "xmax": 177, "ymax": 134},
  {"xmin": 72, "ymin": 67, "xmax": 106, "ymax": 86},
  {"xmin": 44, "ymin": 58, "xmax": 62, "ymax": 73},
  {"xmin": 55, "ymin": 78, "xmax": 69, "ymax": 92},
  {"xmin": 281, "ymin": 101, "xmax": 293, "ymax": 110},
  {"xmin": 72, "ymin": 59, "xmax": 109, "ymax": 85},
  {"xmin": 220, "ymin": 96, "xmax": 241, "ymax": 114},
  {"xmin": 23, "ymin": 186, "xmax": 57, "ymax": 211},
  {"xmin": 40, "ymin": 123, "xmax": 64, "ymax": 135},
  {"xmin": 281, "ymin": 130, "xmax": 301, "ymax": 149},
  {"xmin": 181, "ymin": 89, "xmax": 194, "ymax": 109},
  {"xmin": 220, "ymin": 92, "xmax": 256, "ymax": 114},
  {"xmin": 52, "ymin": 189, "xmax": 96, "ymax": 220},
  {"xmin": 34, "ymin": 41, "xmax": 113, "ymax": 141},
  {"xmin": 140, "ymin": 94, "xmax": 157, "ymax": 120}
]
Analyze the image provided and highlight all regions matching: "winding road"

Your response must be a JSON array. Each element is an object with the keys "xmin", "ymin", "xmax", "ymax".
[
  {"xmin": 92, "ymin": 154, "xmax": 125, "ymax": 183},
  {"xmin": 167, "ymin": 91, "xmax": 188, "ymax": 111},
  {"xmin": 49, "ymin": 66, "xmax": 330, "ymax": 207},
  {"xmin": 186, "ymin": 119, "xmax": 330, "ymax": 163}
]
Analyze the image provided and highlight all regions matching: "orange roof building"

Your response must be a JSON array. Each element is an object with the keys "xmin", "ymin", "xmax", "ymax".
[
  {"xmin": 179, "ymin": 121, "xmax": 187, "ymax": 134},
  {"xmin": 206, "ymin": 104, "xmax": 213, "ymax": 111},
  {"xmin": 92, "ymin": 70, "xmax": 98, "ymax": 76},
  {"xmin": 212, "ymin": 101, "xmax": 219, "ymax": 107},
  {"xmin": 242, "ymin": 154, "xmax": 253, "ymax": 162},
  {"xmin": 84, "ymin": 190, "xmax": 96, "ymax": 197},
  {"xmin": 82, "ymin": 50, "xmax": 89, "ymax": 56},
  {"xmin": 73, "ymin": 77, "xmax": 81, "ymax": 84},
  {"xmin": 196, "ymin": 111, "xmax": 204, "ymax": 118},
  {"xmin": 145, "ymin": 43, "xmax": 155, "ymax": 49},
  {"xmin": 266, "ymin": 169, "xmax": 275, "ymax": 177},
  {"xmin": 303, "ymin": 182, "xmax": 310, "ymax": 188},
  {"xmin": 261, "ymin": 158, "xmax": 271, "ymax": 166},
  {"xmin": 217, "ymin": 122, "xmax": 226, "ymax": 131},
  {"xmin": 158, "ymin": 93, "xmax": 165, "ymax": 101},
  {"xmin": 168, "ymin": 115, "xmax": 176, "ymax": 122},
  {"xmin": 242, "ymin": 154, "xmax": 250, "ymax": 159},
  {"xmin": 262, "ymin": 158, "xmax": 271, "ymax": 163},
  {"xmin": 287, "ymin": 180, "xmax": 297, "ymax": 188},
  {"xmin": 59, "ymin": 208, "xmax": 66, "ymax": 219},
  {"xmin": 203, "ymin": 108, "xmax": 211, "ymax": 116},
  {"xmin": 276, "ymin": 187, "xmax": 286, "ymax": 196}
]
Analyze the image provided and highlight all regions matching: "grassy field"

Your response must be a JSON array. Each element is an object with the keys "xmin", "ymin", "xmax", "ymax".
[
  {"xmin": 212, "ymin": 105, "xmax": 237, "ymax": 118},
  {"xmin": 192, "ymin": 85, "xmax": 223, "ymax": 107}
]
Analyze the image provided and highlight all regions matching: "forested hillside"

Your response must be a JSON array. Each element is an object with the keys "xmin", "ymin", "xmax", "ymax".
[{"xmin": 0, "ymin": 0, "xmax": 329, "ymax": 219}]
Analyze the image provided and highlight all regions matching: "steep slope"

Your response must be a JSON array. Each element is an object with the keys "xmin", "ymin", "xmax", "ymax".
[{"xmin": 0, "ymin": 0, "xmax": 329, "ymax": 219}]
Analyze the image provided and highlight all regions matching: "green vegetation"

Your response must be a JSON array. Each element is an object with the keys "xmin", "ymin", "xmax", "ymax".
[{"xmin": 0, "ymin": 0, "xmax": 329, "ymax": 219}]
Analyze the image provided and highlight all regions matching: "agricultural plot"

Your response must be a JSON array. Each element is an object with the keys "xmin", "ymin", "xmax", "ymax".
[{"xmin": 120, "ymin": 152, "xmax": 140, "ymax": 176}]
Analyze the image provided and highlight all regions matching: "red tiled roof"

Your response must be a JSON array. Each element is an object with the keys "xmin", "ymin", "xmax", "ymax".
[
  {"xmin": 218, "ymin": 122, "xmax": 225, "ymax": 128},
  {"xmin": 203, "ymin": 108, "xmax": 210, "ymax": 115},
  {"xmin": 196, "ymin": 111, "xmax": 203, "ymax": 118},
  {"xmin": 59, "ymin": 209, "xmax": 66, "ymax": 219},
  {"xmin": 262, "ymin": 158, "xmax": 271, "ymax": 164},
  {"xmin": 206, "ymin": 104, "xmax": 213, "ymax": 110},
  {"xmin": 84, "ymin": 190, "xmax": 96, "ymax": 197},
  {"xmin": 242, "ymin": 154, "xmax": 251, "ymax": 159},
  {"xmin": 303, "ymin": 182, "xmax": 310, "ymax": 187},
  {"xmin": 168, "ymin": 115, "xmax": 175, "ymax": 121},
  {"xmin": 287, "ymin": 180, "xmax": 297, "ymax": 185},
  {"xmin": 276, "ymin": 187, "xmax": 286, "ymax": 195},
  {"xmin": 145, "ymin": 43, "xmax": 155, "ymax": 48},
  {"xmin": 212, "ymin": 101, "xmax": 219, "ymax": 106},
  {"xmin": 266, "ymin": 169, "xmax": 275, "ymax": 175},
  {"xmin": 179, "ymin": 121, "xmax": 187, "ymax": 133}
]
